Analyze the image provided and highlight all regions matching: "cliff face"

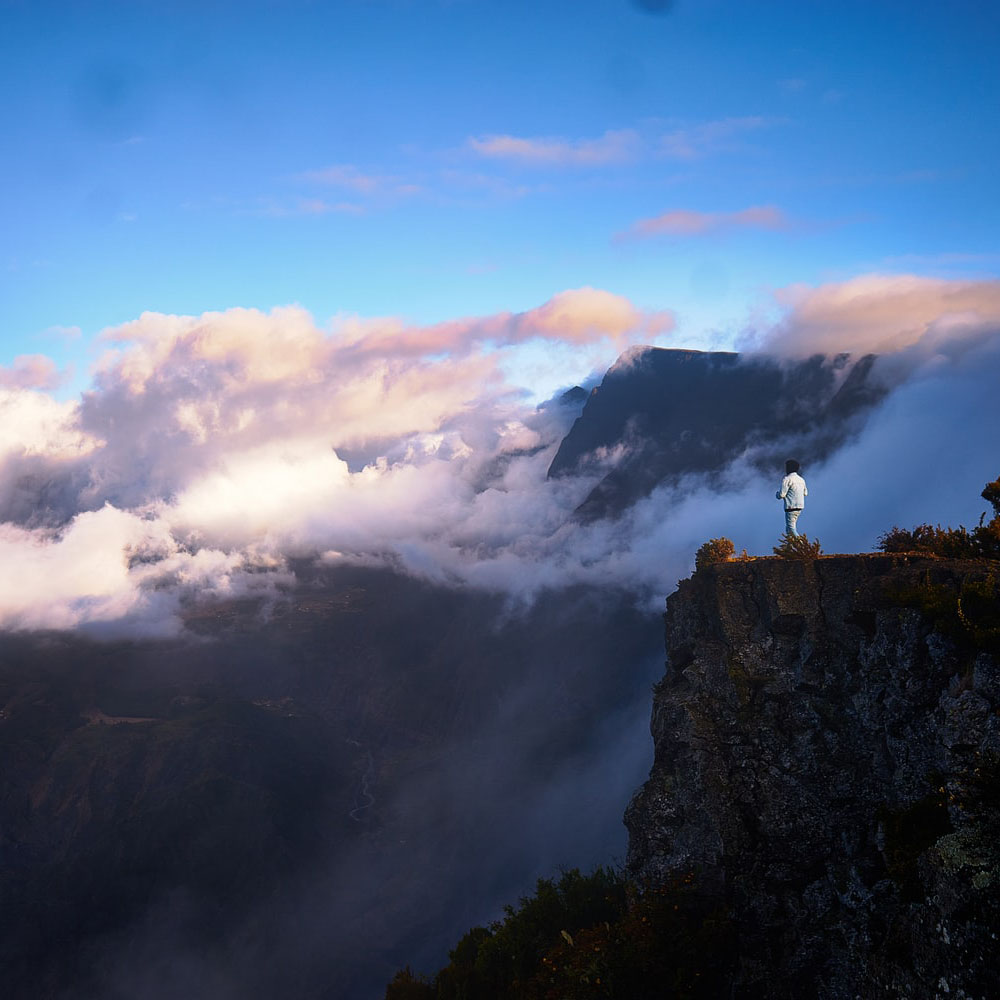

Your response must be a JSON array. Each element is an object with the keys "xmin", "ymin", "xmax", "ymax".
[{"xmin": 625, "ymin": 555, "xmax": 1000, "ymax": 999}]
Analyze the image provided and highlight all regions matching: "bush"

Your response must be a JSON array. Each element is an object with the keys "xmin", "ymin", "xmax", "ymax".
[
  {"xmin": 877, "ymin": 474, "xmax": 1000, "ymax": 561},
  {"xmin": 695, "ymin": 537, "xmax": 735, "ymax": 570},
  {"xmin": 385, "ymin": 968, "xmax": 435, "ymax": 1000},
  {"xmin": 982, "ymin": 477, "xmax": 1000, "ymax": 519},
  {"xmin": 772, "ymin": 533, "xmax": 822, "ymax": 560},
  {"xmin": 433, "ymin": 868, "xmax": 626, "ymax": 1000},
  {"xmin": 386, "ymin": 867, "xmax": 736, "ymax": 1000},
  {"xmin": 877, "ymin": 524, "xmax": 978, "ymax": 558}
]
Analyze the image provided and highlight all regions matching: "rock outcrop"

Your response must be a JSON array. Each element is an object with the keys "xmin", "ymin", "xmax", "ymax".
[{"xmin": 626, "ymin": 555, "xmax": 1000, "ymax": 999}]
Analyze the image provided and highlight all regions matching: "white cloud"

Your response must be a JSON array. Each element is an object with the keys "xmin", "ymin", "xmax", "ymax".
[{"xmin": 0, "ymin": 276, "xmax": 997, "ymax": 636}]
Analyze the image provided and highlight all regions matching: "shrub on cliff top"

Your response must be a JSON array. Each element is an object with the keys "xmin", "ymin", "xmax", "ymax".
[
  {"xmin": 695, "ymin": 537, "xmax": 735, "ymax": 570},
  {"xmin": 982, "ymin": 476, "xmax": 1000, "ymax": 518},
  {"xmin": 878, "ymin": 474, "xmax": 1000, "ymax": 560},
  {"xmin": 773, "ymin": 533, "xmax": 822, "ymax": 560},
  {"xmin": 878, "ymin": 524, "xmax": 978, "ymax": 558}
]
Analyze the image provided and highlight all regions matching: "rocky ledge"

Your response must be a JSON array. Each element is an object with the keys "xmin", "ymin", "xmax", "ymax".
[{"xmin": 625, "ymin": 554, "xmax": 1000, "ymax": 999}]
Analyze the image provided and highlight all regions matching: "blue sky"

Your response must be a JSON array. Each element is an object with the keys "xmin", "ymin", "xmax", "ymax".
[{"xmin": 2, "ymin": 0, "xmax": 999, "ymax": 395}]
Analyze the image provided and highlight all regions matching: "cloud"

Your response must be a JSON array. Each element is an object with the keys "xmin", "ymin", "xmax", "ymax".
[
  {"xmin": 295, "ymin": 198, "xmax": 365, "ymax": 216},
  {"xmin": 751, "ymin": 274, "xmax": 1000, "ymax": 360},
  {"xmin": 41, "ymin": 324, "xmax": 84, "ymax": 342},
  {"xmin": 619, "ymin": 204, "xmax": 790, "ymax": 240},
  {"xmin": 297, "ymin": 163, "xmax": 422, "ymax": 202},
  {"xmin": 802, "ymin": 332, "xmax": 1000, "ymax": 553},
  {"xmin": 658, "ymin": 116, "xmax": 772, "ymax": 159},
  {"xmin": 298, "ymin": 164, "xmax": 385, "ymax": 193},
  {"xmin": 251, "ymin": 197, "xmax": 365, "ymax": 218},
  {"xmin": 334, "ymin": 287, "xmax": 674, "ymax": 359},
  {"xmin": 0, "ymin": 354, "xmax": 64, "ymax": 391},
  {"xmin": 0, "ymin": 276, "xmax": 998, "ymax": 636},
  {"xmin": 0, "ymin": 288, "xmax": 671, "ymax": 634},
  {"xmin": 0, "ymin": 387, "xmax": 94, "ymax": 461},
  {"xmin": 467, "ymin": 129, "xmax": 640, "ymax": 167},
  {"xmin": 0, "ymin": 504, "xmax": 275, "ymax": 635},
  {"xmin": 438, "ymin": 169, "xmax": 538, "ymax": 201}
]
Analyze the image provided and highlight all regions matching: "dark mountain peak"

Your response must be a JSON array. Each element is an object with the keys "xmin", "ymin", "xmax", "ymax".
[
  {"xmin": 547, "ymin": 345, "xmax": 885, "ymax": 520},
  {"xmin": 557, "ymin": 385, "xmax": 588, "ymax": 407}
]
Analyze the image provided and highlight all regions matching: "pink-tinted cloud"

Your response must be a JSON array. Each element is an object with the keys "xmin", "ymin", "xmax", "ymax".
[
  {"xmin": 299, "ymin": 163, "xmax": 383, "ymax": 193},
  {"xmin": 757, "ymin": 274, "xmax": 1000, "ymax": 359},
  {"xmin": 467, "ymin": 129, "xmax": 639, "ymax": 166},
  {"xmin": 339, "ymin": 287, "xmax": 675, "ymax": 358},
  {"xmin": 0, "ymin": 354, "xmax": 63, "ymax": 390},
  {"xmin": 297, "ymin": 163, "xmax": 421, "ymax": 201},
  {"xmin": 620, "ymin": 205, "xmax": 790, "ymax": 240}
]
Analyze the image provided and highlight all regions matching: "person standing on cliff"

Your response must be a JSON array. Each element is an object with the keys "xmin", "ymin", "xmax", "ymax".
[{"xmin": 776, "ymin": 460, "xmax": 807, "ymax": 536}]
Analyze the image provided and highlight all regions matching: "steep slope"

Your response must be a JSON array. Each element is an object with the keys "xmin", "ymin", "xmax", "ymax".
[
  {"xmin": 626, "ymin": 555, "xmax": 1000, "ymax": 998},
  {"xmin": 548, "ymin": 348, "xmax": 883, "ymax": 520}
]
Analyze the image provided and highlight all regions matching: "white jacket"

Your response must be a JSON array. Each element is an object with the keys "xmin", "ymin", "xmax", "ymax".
[{"xmin": 777, "ymin": 472, "xmax": 807, "ymax": 510}]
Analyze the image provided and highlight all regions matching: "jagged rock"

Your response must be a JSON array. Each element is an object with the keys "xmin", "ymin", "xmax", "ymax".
[{"xmin": 625, "ymin": 554, "xmax": 1000, "ymax": 999}]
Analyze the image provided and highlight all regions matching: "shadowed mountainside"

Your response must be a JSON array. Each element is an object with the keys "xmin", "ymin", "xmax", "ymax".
[
  {"xmin": 548, "ymin": 348, "xmax": 884, "ymax": 520},
  {"xmin": 0, "ymin": 563, "xmax": 661, "ymax": 1000}
]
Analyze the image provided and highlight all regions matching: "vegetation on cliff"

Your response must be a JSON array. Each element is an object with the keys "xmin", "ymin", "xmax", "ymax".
[
  {"xmin": 878, "ymin": 475, "xmax": 1000, "ymax": 560},
  {"xmin": 771, "ymin": 532, "xmax": 823, "ymax": 560},
  {"xmin": 876, "ymin": 474, "xmax": 1000, "ymax": 660},
  {"xmin": 385, "ymin": 867, "xmax": 733, "ymax": 1000}
]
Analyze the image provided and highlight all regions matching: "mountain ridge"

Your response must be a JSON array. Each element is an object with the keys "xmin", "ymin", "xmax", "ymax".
[{"xmin": 548, "ymin": 347, "xmax": 884, "ymax": 521}]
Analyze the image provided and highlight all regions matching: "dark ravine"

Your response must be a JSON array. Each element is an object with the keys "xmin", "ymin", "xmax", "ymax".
[
  {"xmin": 0, "ymin": 564, "xmax": 661, "ymax": 1000},
  {"xmin": 625, "ymin": 554, "xmax": 1000, "ymax": 999}
]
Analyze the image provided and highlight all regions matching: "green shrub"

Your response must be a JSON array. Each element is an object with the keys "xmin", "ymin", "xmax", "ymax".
[
  {"xmin": 695, "ymin": 537, "xmax": 735, "ymax": 570},
  {"xmin": 386, "ymin": 867, "xmax": 736, "ymax": 1000},
  {"xmin": 982, "ymin": 477, "xmax": 1000, "ymax": 519},
  {"xmin": 432, "ymin": 868, "xmax": 626, "ymax": 1000},
  {"xmin": 877, "ymin": 474, "xmax": 1000, "ymax": 560},
  {"xmin": 877, "ymin": 523, "xmax": 978, "ymax": 558},
  {"xmin": 772, "ymin": 533, "xmax": 822, "ymax": 560},
  {"xmin": 385, "ymin": 968, "xmax": 435, "ymax": 1000}
]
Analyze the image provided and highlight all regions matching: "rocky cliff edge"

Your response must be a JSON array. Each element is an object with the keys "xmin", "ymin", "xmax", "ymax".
[{"xmin": 625, "ymin": 554, "xmax": 1000, "ymax": 999}]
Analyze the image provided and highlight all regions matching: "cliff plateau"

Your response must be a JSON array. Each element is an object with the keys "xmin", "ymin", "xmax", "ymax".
[{"xmin": 626, "ymin": 555, "xmax": 1000, "ymax": 999}]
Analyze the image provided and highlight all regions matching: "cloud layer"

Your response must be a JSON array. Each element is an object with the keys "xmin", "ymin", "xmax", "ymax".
[{"xmin": 1, "ymin": 276, "xmax": 998, "ymax": 636}]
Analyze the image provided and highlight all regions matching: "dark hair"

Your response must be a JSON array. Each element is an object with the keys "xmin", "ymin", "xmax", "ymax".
[{"xmin": 785, "ymin": 459, "xmax": 800, "ymax": 475}]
